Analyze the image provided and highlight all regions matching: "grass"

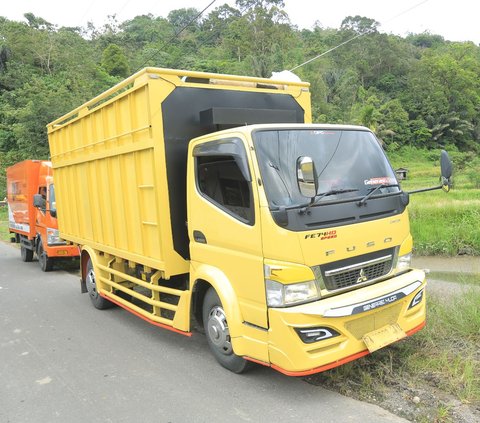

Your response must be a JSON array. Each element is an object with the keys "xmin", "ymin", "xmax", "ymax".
[
  {"xmin": 409, "ymin": 290, "xmax": 480, "ymax": 403},
  {"xmin": 409, "ymin": 204, "xmax": 480, "ymax": 255},
  {"xmin": 0, "ymin": 206, "xmax": 11, "ymax": 242},
  {"xmin": 389, "ymin": 146, "xmax": 480, "ymax": 256},
  {"xmin": 429, "ymin": 271, "xmax": 480, "ymax": 286}
]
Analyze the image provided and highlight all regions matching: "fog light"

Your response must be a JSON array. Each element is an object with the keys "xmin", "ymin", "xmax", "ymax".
[
  {"xmin": 408, "ymin": 289, "xmax": 424, "ymax": 309},
  {"xmin": 295, "ymin": 327, "xmax": 340, "ymax": 344}
]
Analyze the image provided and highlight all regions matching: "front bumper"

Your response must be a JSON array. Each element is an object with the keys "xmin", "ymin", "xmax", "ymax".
[
  {"xmin": 45, "ymin": 244, "xmax": 80, "ymax": 258},
  {"xmin": 266, "ymin": 269, "xmax": 426, "ymax": 375}
]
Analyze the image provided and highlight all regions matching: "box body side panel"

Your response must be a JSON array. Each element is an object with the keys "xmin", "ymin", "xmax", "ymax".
[{"xmin": 49, "ymin": 84, "xmax": 184, "ymax": 273}]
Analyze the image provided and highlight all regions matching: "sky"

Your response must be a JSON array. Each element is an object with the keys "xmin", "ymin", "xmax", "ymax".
[{"xmin": 1, "ymin": 0, "xmax": 479, "ymax": 44}]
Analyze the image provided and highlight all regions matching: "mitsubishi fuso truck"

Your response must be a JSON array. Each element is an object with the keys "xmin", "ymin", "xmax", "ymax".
[
  {"xmin": 46, "ymin": 67, "xmax": 452, "ymax": 375},
  {"xmin": 6, "ymin": 160, "xmax": 79, "ymax": 271}
]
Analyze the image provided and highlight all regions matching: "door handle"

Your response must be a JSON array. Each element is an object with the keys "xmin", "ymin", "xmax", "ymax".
[{"xmin": 193, "ymin": 230, "xmax": 207, "ymax": 244}]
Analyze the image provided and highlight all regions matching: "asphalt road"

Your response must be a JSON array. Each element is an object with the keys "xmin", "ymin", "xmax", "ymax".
[{"xmin": 0, "ymin": 241, "xmax": 408, "ymax": 423}]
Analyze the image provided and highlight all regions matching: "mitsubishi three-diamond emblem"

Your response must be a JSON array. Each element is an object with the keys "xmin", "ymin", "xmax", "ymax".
[{"xmin": 357, "ymin": 268, "xmax": 368, "ymax": 283}]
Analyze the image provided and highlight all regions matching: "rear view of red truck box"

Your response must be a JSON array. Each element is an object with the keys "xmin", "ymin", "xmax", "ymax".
[{"xmin": 6, "ymin": 160, "xmax": 79, "ymax": 271}]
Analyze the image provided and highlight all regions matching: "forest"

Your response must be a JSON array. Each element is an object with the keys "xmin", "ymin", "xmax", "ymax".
[{"xmin": 1, "ymin": 0, "xmax": 480, "ymax": 198}]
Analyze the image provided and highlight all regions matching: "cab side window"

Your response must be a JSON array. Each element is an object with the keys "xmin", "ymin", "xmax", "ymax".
[
  {"xmin": 38, "ymin": 186, "xmax": 47, "ymax": 213},
  {"xmin": 195, "ymin": 140, "xmax": 254, "ymax": 225}
]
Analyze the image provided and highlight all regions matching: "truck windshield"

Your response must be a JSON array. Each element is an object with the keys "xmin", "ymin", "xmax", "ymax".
[{"xmin": 253, "ymin": 129, "xmax": 400, "ymax": 208}]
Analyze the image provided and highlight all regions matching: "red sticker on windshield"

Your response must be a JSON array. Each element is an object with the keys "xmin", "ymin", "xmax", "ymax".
[{"xmin": 364, "ymin": 177, "xmax": 396, "ymax": 186}]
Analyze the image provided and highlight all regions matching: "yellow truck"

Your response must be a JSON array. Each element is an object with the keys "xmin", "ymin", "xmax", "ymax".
[{"xmin": 47, "ymin": 67, "xmax": 452, "ymax": 375}]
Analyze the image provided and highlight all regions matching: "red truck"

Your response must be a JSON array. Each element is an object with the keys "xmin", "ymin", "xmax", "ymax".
[{"xmin": 6, "ymin": 160, "xmax": 79, "ymax": 271}]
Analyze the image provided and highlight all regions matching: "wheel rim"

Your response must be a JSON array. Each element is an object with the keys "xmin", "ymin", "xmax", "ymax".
[
  {"xmin": 86, "ymin": 268, "xmax": 98, "ymax": 299},
  {"xmin": 207, "ymin": 306, "xmax": 233, "ymax": 355}
]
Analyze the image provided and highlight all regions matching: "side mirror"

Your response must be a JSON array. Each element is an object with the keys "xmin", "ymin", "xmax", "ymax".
[
  {"xmin": 33, "ymin": 194, "xmax": 46, "ymax": 209},
  {"xmin": 408, "ymin": 150, "xmax": 454, "ymax": 195},
  {"xmin": 440, "ymin": 150, "xmax": 453, "ymax": 191},
  {"xmin": 297, "ymin": 156, "xmax": 318, "ymax": 198}
]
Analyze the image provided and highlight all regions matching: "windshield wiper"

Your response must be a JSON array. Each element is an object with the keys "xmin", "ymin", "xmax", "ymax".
[
  {"xmin": 357, "ymin": 184, "xmax": 400, "ymax": 207},
  {"xmin": 299, "ymin": 188, "xmax": 359, "ymax": 214},
  {"xmin": 268, "ymin": 161, "xmax": 292, "ymax": 202}
]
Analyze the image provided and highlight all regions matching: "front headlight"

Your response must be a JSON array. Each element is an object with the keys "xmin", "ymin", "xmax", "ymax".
[
  {"xmin": 266, "ymin": 279, "xmax": 320, "ymax": 307},
  {"xmin": 47, "ymin": 228, "xmax": 65, "ymax": 245},
  {"xmin": 396, "ymin": 253, "xmax": 412, "ymax": 274}
]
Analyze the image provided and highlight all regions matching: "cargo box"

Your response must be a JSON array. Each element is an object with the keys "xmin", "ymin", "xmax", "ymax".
[{"xmin": 47, "ymin": 67, "xmax": 311, "ymax": 278}]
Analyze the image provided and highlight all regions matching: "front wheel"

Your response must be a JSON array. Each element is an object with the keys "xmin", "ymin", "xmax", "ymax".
[
  {"xmin": 20, "ymin": 245, "xmax": 34, "ymax": 262},
  {"xmin": 37, "ymin": 241, "xmax": 54, "ymax": 272},
  {"xmin": 202, "ymin": 288, "xmax": 252, "ymax": 373},
  {"xmin": 85, "ymin": 258, "xmax": 113, "ymax": 310}
]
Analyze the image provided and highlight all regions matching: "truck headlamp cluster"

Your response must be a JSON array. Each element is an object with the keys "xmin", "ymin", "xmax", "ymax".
[
  {"xmin": 396, "ymin": 253, "xmax": 412, "ymax": 274},
  {"xmin": 47, "ymin": 228, "xmax": 66, "ymax": 246},
  {"xmin": 266, "ymin": 279, "xmax": 320, "ymax": 307}
]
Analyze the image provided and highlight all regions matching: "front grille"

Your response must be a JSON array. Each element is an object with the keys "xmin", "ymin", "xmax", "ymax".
[{"xmin": 322, "ymin": 249, "xmax": 394, "ymax": 291}]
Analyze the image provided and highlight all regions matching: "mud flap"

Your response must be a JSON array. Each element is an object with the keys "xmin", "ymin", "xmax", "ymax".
[{"xmin": 80, "ymin": 277, "xmax": 87, "ymax": 293}]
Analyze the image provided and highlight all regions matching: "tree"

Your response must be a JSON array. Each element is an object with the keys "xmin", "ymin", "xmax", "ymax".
[
  {"xmin": 0, "ymin": 44, "xmax": 10, "ymax": 72},
  {"xmin": 430, "ymin": 112, "xmax": 474, "ymax": 149},
  {"xmin": 167, "ymin": 8, "xmax": 201, "ymax": 32},
  {"xmin": 101, "ymin": 44, "xmax": 130, "ymax": 77},
  {"xmin": 0, "ymin": 10, "xmax": 479, "ymax": 164},
  {"xmin": 227, "ymin": 0, "xmax": 295, "ymax": 77},
  {"xmin": 406, "ymin": 32, "xmax": 445, "ymax": 49},
  {"xmin": 23, "ymin": 13, "xmax": 54, "ymax": 31},
  {"xmin": 340, "ymin": 15, "xmax": 379, "ymax": 35},
  {"xmin": 409, "ymin": 119, "xmax": 431, "ymax": 147},
  {"xmin": 376, "ymin": 99, "xmax": 411, "ymax": 147},
  {"xmin": 403, "ymin": 43, "xmax": 480, "ymax": 149}
]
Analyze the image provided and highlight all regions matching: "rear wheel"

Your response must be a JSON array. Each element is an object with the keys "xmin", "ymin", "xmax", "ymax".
[
  {"xmin": 20, "ymin": 245, "xmax": 34, "ymax": 262},
  {"xmin": 85, "ymin": 258, "xmax": 113, "ymax": 309},
  {"xmin": 37, "ymin": 241, "xmax": 54, "ymax": 272},
  {"xmin": 202, "ymin": 288, "xmax": 252, "ymax": 373}
]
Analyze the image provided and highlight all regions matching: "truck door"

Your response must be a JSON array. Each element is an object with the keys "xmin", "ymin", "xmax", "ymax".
[{"xmin": 188, "ymin": 137, "xmax": 267, "ymax": 329}]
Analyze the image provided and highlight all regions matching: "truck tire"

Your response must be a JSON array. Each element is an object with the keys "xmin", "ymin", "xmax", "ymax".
[
  {"xmin": 85, "ymin": 258, "xmax": 114, "ymax": 310},
  {"xmin": 37, "ymin": 240, "xmax": 54, "ymax": 272},
  {"xmin": 20, "ymin": 245, "xmax": 34, "ymax": 262},
  {"xmin": 202, "ymin": 287, "xmax": 251, "ymax": 373}
]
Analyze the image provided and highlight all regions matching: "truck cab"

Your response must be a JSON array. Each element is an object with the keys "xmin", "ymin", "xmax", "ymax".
[{"xmin": 187, "ymin": 124, "xmax": 425, "ymax": 374}]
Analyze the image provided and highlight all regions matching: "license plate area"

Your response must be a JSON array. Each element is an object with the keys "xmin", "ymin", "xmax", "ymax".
[{"xmin": 362, "ymin": 323, "xmax": 406, "ymax": 352}]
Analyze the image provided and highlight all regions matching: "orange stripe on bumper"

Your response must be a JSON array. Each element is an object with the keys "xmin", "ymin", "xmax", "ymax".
[{"xmin": 249, "ymin": 320, "xmax": 426, "ymax": 377}]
